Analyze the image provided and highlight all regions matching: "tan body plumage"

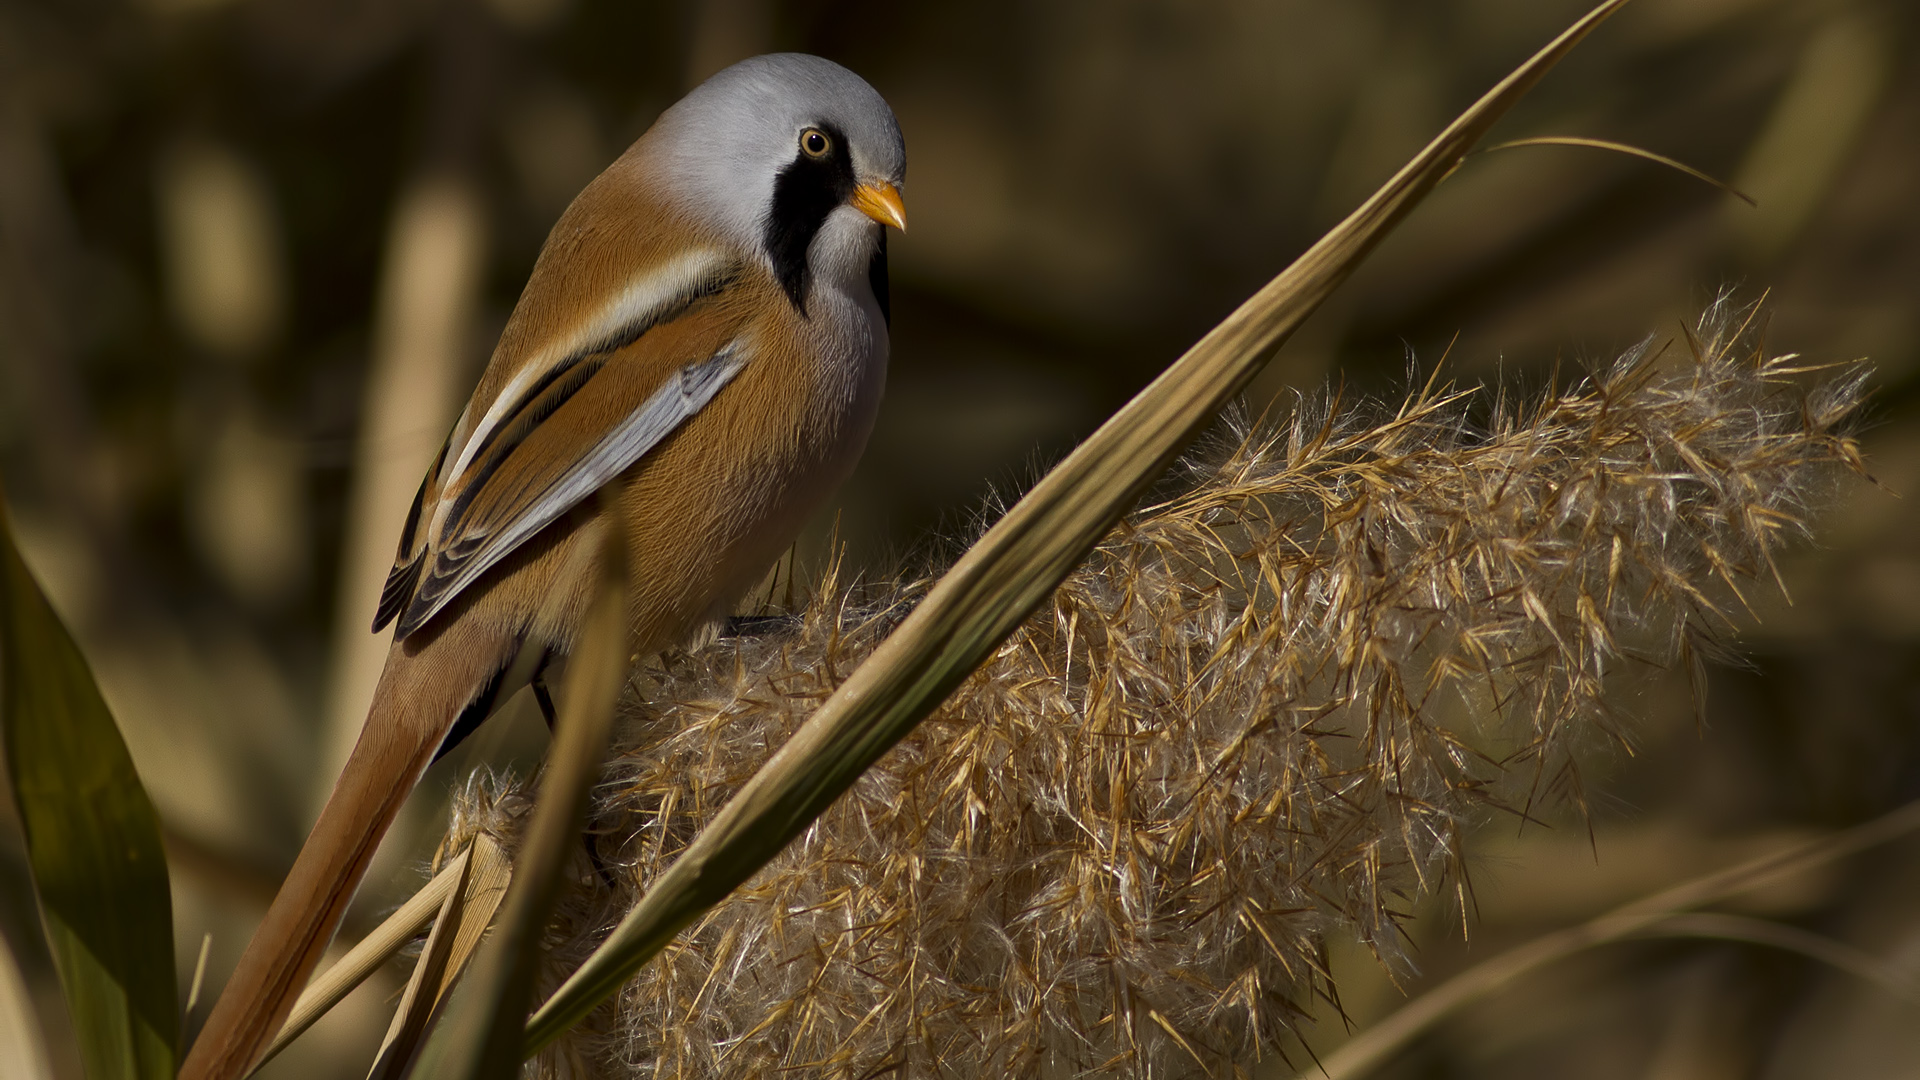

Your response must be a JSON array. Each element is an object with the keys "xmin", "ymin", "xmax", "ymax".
[{"xmin": 182, "ymin": 54, "xmax": 905, "ymax": 1078}]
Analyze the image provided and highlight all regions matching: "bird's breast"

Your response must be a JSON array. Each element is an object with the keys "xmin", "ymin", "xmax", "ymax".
[{"xmin": 605, "ymin": 282, "xmax": 887, "ymax": 651}]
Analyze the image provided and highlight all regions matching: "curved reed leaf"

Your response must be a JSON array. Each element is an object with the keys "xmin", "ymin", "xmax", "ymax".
[
  {"xmin": 0, "ymin": 496, "xmax": 177, "ymax": 1078},
  {"xmin": 522, "ymin": 0, "xmax": 1639, "ymax": 1053},
  {"xmin": 410, "ymin": 516, "xmax": 633, "ymax": 1078},
  {"xmin": 1637, "ymin": 913, "xmax": 1919, "ymax": 1003},
  {"xmin": 1299, "ymin": 800, "xmax": 1920, "ymax": 1080},
  {"xmin": 1479, "ymin": 136, "xmax": 1756, "ymax": 205}
]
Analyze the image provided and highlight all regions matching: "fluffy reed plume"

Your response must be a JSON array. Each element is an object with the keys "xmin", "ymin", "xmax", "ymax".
[{"xmin": 439, "ymin": 300, "xmax": 1867, "ymax": 1077}]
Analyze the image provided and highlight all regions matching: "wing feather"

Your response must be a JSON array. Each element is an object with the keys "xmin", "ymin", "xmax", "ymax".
[
  {"xmin": 373, "ymin": 438, "xmax": 448, "ymax": 632},
  {"xmin": 443, "ymin": 247, "xmax": 736, "ymax": 485},
  {"xmin": 373, "ymin": 155, "xmax": 766, "ymax": 640},
  {"xmin": 395, "ymin": 340, "xmax": 746, "ymax": 636}
]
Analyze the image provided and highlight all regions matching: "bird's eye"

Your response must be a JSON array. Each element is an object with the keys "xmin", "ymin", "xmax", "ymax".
[{"xmin": 800, "ymin": 128, "xmax": 831, "ymax": 158}]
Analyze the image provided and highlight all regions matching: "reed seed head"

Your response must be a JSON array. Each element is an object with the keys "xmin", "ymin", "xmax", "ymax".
[{"xmin": 442, "ymin": 298, "xmax": 1868, "ymax": 1078}]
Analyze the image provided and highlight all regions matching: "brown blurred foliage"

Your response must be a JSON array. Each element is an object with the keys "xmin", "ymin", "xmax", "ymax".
[{"xmin": 0, "ymin": 0, "xmax": 1917, "ymax": 1076}]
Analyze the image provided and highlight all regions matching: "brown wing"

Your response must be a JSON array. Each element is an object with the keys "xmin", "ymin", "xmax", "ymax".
[
  {"xmin": 378, "ymin": 294, "xmax": 754, "ymax": 638},
  {"xmin": 380, "ymin": 290, "xmax": 748, "ymax": 634},
  {"xmin": 372, "ymin": 143, "xmax": 773, "ymax": 638}
]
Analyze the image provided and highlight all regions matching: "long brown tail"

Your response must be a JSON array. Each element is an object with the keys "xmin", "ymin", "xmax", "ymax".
[{"xmin": 180, "ymin": 621, "xmax": 519, "ymax": 1080}]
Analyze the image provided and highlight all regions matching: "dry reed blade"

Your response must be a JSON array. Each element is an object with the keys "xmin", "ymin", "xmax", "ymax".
[
  {"xmin": 1635, "ymin": 914, "xmax": 1920, "ymax": 1003},
  {"xmin": 364, "ymin": 832, "xmax": 513, "ymax": 1077},
  {"xmin": 1480, "ymin": 136, "xmax": 1757, "ymax": 205},
  {"xmin": 185, "ymin": 934, "xmax": 213, "ymax": 1020},
  {"xmin": 1299, "ymin": 799, "xmax": 1920, "ymax": 1080},
  {"xmin": 251, "ymin": 849, "xmax": 469, "ymax": 1070},
  {"xmin": 367, "ymin": 847, "xmax": 469, "ymax": 1078},
  {"xmin": 409, "ymin": 509, "xmax": 635, "ymax": 1078},
  {"xmin": 523, "ymin": 0, "xmax": 1637, "ymax": 1053}
]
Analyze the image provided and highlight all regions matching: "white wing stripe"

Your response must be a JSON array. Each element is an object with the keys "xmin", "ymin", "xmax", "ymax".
[
  {"xmin": 409, "ymin": 343, "xmax": 748, "ymax": 630},
  {"xmin": 443, "ymin": 247, "xmax": 730, "ymax": 487}
]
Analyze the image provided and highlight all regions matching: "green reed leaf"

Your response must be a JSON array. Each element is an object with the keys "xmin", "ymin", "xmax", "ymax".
[{"xmin": 0, "ymin": 498, "xmax": 177, "ymax": 1079}]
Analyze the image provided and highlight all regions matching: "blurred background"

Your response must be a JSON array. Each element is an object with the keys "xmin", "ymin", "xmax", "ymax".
[{"xmin": 1, "ymin": 0, "xmax": 1917, "ymax": 1075}]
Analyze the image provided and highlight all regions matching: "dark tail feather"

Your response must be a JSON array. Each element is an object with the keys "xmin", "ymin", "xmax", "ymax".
[{"xmin": 432, "ymin": 653, "xmax": 516, "ymax": 763}]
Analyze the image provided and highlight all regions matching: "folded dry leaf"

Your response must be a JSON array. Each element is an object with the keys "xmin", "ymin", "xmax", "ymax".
[{"xmin": 441, "ymin": 299, "xmax": 1867, "ymax": 1078}]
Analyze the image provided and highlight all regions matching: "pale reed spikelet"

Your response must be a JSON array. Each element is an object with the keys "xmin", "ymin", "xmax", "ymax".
[{"xmin": 439, "ymin": 299, "xmax": 1868, "ymax": 1078}]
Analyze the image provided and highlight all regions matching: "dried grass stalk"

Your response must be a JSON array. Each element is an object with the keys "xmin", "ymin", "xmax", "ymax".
[{"xmin": 442, "ymin": 300, "xmax": 1868, "ymax": 1078}]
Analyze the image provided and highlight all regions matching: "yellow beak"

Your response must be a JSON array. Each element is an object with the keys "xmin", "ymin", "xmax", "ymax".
[{"xmin": 849, "ymin": 181, "xmax": 908, "ymax": 232}]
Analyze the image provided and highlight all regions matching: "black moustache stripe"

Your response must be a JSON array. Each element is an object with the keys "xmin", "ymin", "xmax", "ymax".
[
  {"xmin": 869, "ymin": 229, "xmax": 890, "ymax": 328},
  {"xmin": 764, "ymin": 122, "xmax": 856, "ymax": 316}
]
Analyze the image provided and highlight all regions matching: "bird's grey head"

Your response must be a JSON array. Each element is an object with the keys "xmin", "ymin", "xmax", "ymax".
[{"xmin": 649, "ymin": 53, "xmax": 906, "ymax": 314}]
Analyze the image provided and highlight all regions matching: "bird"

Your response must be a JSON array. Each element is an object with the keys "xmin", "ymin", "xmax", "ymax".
[{"xmin": 181, "ymin": 53, "xmax": 906, "ymax": 1079}]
